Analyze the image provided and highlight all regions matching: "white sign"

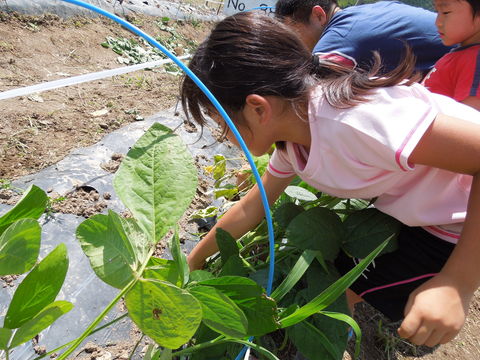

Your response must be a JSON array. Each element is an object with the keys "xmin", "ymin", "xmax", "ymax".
[{"xmin": 223, "ymin": 0, "xmax": 276, "ymax": 16}]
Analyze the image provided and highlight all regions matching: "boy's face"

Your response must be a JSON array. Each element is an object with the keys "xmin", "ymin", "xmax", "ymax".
[{"xmin": 433, "ymin": 0, "xmax": 480, "ymax": 46}]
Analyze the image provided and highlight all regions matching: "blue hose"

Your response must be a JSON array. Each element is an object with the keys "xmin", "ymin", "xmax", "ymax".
[{"xmin": 60, "ymin": 1, "xmax": 276, "ymax": 358}]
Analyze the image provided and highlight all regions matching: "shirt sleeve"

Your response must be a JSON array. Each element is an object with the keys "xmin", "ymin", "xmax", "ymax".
[{"xmin": 267, "ymin": 148, "xmax": 296, "ymax": 178}]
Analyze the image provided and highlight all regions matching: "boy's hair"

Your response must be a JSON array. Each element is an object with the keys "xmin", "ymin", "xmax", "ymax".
[
  {"xmin": 464, "ymin": 0, "xmax": 480, "ymax": 16},
  {"xmin": 181, "ymin": 12, "xmax": 418, "ymax": 131},
  {"xmin": 274, "ymin": 0, "xmax": 338, "ymax": 23}
]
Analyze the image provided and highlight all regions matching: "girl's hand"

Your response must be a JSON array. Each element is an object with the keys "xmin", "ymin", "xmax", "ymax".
[{"xmin": 397, "ymin": 273, "xmax": 471, "ymax": 347}]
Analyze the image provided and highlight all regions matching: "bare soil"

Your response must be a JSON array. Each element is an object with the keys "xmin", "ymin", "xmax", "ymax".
[{"xmin": 1, "ymin": 8, "xmax": 480, "ymax": 360}]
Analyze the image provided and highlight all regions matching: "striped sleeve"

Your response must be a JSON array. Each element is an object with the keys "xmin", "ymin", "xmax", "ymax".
[{"xmin": 267, "ymin": 148, "xmax": 296, "ymax": 178}]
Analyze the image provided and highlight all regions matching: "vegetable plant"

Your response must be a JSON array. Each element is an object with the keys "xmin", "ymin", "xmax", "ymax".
[
  {"xmin": 0, "ymin": 185, "xmax": 72, "ymax": 360},
  {"xmin": 55, "ymin": 122, "xmax": 398, "ymax": 360}
]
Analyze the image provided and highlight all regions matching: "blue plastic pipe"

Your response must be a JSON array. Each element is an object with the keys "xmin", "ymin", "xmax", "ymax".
[{"xmin": 59, "ymin": 1, "xmax": 276, "ymax": 358}]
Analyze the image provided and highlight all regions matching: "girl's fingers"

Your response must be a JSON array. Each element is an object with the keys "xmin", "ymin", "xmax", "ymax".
[
  {"xmin": 424, "ymin": 329, "xmax": 445, "ymax": 347},
  {"xmin": 398, "ymin": 312, "xmax": 421, "ymax": 339},
  {"xmin": 439, "ymin": 331, "xmax": 459, "ymax": 345},
  {"xmin": 405, "ymin": 323, "xmax": 433, "ymax": 345}
]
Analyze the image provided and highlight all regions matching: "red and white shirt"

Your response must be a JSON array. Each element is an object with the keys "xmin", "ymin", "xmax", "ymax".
[{"xmin": 268, "ymin": 84, "xmax": 480, "ymax": 243}]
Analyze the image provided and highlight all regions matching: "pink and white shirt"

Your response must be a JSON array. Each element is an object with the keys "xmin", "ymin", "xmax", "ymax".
[{"xmin": 267, "ymin": 84, "xmax": 480, "ymax": 243}]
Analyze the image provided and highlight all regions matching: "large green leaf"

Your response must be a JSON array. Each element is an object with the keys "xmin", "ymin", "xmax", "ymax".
[
  {"xmin": 190, "ymin": 285, "xmax": 248, "ymax": 338},
  {"xmin": 273, "ymin": 202, "xmax": 304, "ymax": 235},
  {"xmin": 197, "ymin": 276, "xmax": 278, "ymax": 336},
  {"xmin": 286, "ymin": 207, "xmax": 344, "ymax": 260},
  {"xmin": 0, "ymin": 219, "xmax": 41, "ymax": 276},
  {"xmin": 125, "ymin": 279, "xmax": 202, "ymax": 349},
  {"xmin": 144, "ymin": 257, "xmax": 182, "ymax": 287},
  {"xmin": 4, "ymin": 243, "xmax": 68, "ymax": 329},
  {"xmin": 216, "ymin": 228, "xmax": 248, "ymax": 277},
  {"xmin": 77, "ymin": 210, "xmax": 148, "ymax": 289},
  {"xmin": 0, "ymin": 185, "xmax": 48, "ymax": 236},
  {"xmin": 216, "ymin": 228, "xmax": 239, "ymax": 265},
  {"xmin": 0, "ymin": 328, "xmax": 12, "ymax": 350},
  {"xmin": 342, "ymin": 208, "xmax": 400, "ymax": 258},
  {"xmin": 9, "ymin": 301, "xmax": 73, "ymax": 348},
  {"xmin": 113, "ymin": 123, "xmax": 197, "ymax": 243},
  {"xmin": 284, "ymin": 186, "xmax": 317, "ymax": 201},
  {"xmin": 197, "ymin": 276, "xmax": 263, "ymax": 299}
]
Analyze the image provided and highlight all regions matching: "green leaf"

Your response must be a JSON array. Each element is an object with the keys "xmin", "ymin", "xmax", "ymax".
[
  {"xmin": 212, "ymin": 154, "xmax": 227, "ymax": 181},
  {"xmin": 113, "ymin": 123, "xmax": 197, "ymax": 244},
  {"xmin": 0, "ymin": 185, "xmax": 48, "ymax": 235},
  {"xmin": 9, "ymin": 301, "xmax": 73, "ymax": 348},
  {"xmin": 197, "ymin": 276, "xmax": 263, "ymax": 299},
  {"xmin": 284, "ymin": 186, "xmax": 317, "ymax": 201},
  {"xmin": 216, "ymin": 228, "xmax": 239, "ymax": 265},
  {"xmin": 321, "ymin": 311, "xmax": 362, "ymax": 359},
  {"xmin": 159, "ymin": 348, "xmax": 172, "ymax": 360},
  {"xmin": 125, "ymin": 279, "xmax": 202, "ymax": 349},
  {"xmin": 280, "ymin": 238, "xmax": 389, "ymax": 328},
  {"xmin": 170, "ymin": 227, "xmax": 189, "ymax": 287},
  {"xmin": 144, "ymin": 257, "xmax": 182, "ymax": 287},
  {"xmin": 238, "ymin": 295, "xmax": 278, "ymax": 336},
  {"xmin": 273, "ymin": 202, "xmax": 304, "ymax": 234},
  {"xmin": 0, "ymin": 328, "xmax": 12, "ymax": 350},
  {"xmin": 214, "ymin": 186, "xmax": 238, "ymax": 200},
  {"xmin": 271, "ymin": 250, "xmax": 319, "ymax": 302},
  {"xmin": 219, "ymin": 256, "xmax": 249, "ymax": 277},
  {"xmin": 287, "ymin": 320, "xmax": 341, "ymax": 360},
  {"xmin": 342, "ymin": 208, "xmax": 400, "ymax": 258},
  {"xmin": 77, "ymin": 211, "xmax": 148, "ymax": 289},
  {"xmin": 197, "ymin": 276, "xmax": 278, "ymax": 336},
  {"xmin": 216, "ymin": 228, "xmax": 249, "ymax": 277},
  {"xmin": 4, "ymin": 244, "xmax": 68, "ymax": 329},
  {"xmin": 190, "ymin": 285, "xmax": 248, "ymax": 338},
  {"xmin": 0, "ymin": 218, "xmax": 41, "ymax": 276},
  {"xmin": 188, "ymin": 270, "xmax": 214, "ymax": 283},
  {"xmin": 286, "ymin": 207, "xmax": 344, "ymax": 260}
]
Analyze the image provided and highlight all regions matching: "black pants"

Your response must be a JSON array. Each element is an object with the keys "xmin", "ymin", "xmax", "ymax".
[{"xmin": 335, "ymin": 226, "xmax": 455, "ymax": 321}]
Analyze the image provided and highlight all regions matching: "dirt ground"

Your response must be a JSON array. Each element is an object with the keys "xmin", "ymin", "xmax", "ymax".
[{"xmin": 1, "ymin": 6, "xmax": 480, "ymax": 360}]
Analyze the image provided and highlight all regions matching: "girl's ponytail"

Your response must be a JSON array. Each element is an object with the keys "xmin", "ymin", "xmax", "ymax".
[{"xmin": 310, "ymin": 46, "xmax": 422, "ymax": 108}]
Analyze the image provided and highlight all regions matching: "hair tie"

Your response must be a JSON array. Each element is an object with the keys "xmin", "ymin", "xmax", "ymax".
[{"xmin": 312, "ymin": 54, "xmax": 320, "ymax": 67}]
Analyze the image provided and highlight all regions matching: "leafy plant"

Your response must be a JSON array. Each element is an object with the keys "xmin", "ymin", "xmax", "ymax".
[
  {"xmin": 101, "ymin": 36, "xmax": 166, "ymax": 65},
  {"xmin": 48, "ymin": 122, "xmax": 397, "ymax": 360},
  {"xmin": 0, "ymin": 186, "xmax": 73, "ymax": 360}
]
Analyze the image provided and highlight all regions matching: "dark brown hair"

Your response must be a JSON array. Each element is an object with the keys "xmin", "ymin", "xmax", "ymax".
[
  {"xmin": 181, "ymin": 11, "xmax": 419, "ymax": 131},
  {"xmin": 274, "ymin": 0, "xmax": 338, "ymax": 23}
]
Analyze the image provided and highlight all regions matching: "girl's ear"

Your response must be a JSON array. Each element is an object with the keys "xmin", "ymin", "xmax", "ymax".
[{"xmin": 245, "ymin": 94, "xmax": 272, "ymax": 125}]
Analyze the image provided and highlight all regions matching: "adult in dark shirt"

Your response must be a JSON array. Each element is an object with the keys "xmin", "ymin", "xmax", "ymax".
[{"xmin": 275, "ymin": 0, "xmax": 452, "ymax": 74}]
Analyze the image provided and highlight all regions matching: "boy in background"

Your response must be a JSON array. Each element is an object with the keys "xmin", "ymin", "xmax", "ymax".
[{"xmin": 423, "ymin": 0, "xmax": 480, "ymax": 111}]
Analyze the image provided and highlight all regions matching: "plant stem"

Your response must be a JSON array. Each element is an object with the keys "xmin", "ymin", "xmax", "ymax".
[
  {"xmin": 171, "ymin": 335, "xmax": 225, "ymax": 356},
  {"xmin": 56, "ymin": 279, "xmax": 137, "ymax": 360},
  {"xmin": 128, "ymin": 333, "xmax": 144, "ymax": 360}
]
